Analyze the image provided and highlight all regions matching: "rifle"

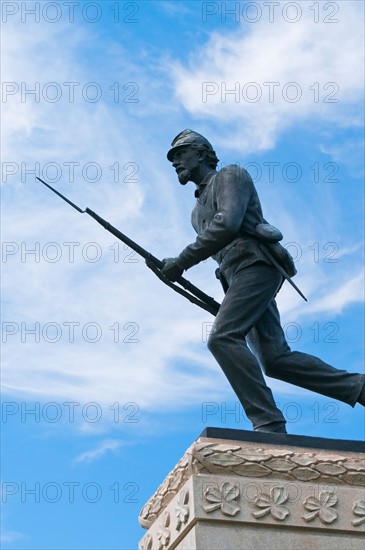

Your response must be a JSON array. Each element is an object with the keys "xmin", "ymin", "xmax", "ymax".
[{"xmin": 36, "ymin": 177, "xmax": 220, "ymax": 316}]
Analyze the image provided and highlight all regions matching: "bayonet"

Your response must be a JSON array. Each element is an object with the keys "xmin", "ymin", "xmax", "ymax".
[
  {"xmin": 36, "ymin": 177, "xmax": 220, "ymax": 316},
  {"xmin": 258, "ymin": 244, "xmax": 307, "ymax": 302}
]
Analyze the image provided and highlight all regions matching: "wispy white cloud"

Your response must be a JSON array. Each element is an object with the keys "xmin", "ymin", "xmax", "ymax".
[
  {"xmin": 0, "ymin": 530, "xmax": 25, "ymax": 543},
  {"xmin": 73, "ymin": 439, "xmax": 123, "ymax": 464},
  {"xmin": 157, "ymin": 1, "xmax": 194, "ymax": 18},
  {"xmin": 320, "ymin": 139, "xmax": 365, "ymax": 179},
  {"xmin": 169, "ymin": 1, "xmax": 364, "ymax": 154},
  {"xmin": 297, "ymin": 270, "xmax": 364, "ymax": 317}
]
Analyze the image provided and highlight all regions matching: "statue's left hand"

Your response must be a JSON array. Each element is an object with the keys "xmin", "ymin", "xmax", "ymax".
[{"xmin": 161, "ymin": 257, "xmax": 184, "ymax": 282}]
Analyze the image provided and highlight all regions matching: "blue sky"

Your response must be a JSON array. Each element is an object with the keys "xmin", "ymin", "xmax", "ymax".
[{"xmin": 1, "ymin": 1, "xmax": 364, "ymax": 548}]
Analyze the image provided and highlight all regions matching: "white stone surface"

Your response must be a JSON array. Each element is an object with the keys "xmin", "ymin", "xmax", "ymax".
[{"xmin": 138, "ymin": 436, "xmax": 365, "ymax": 550}]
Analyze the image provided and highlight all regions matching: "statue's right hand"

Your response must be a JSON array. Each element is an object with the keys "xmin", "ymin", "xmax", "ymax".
[{"xmin": 161, "ymin": 257, "xmax": 184, "ymax": 282}]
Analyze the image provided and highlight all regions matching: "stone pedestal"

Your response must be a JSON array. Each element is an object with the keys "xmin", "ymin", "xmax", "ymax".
[{"xmin": 139, "ymin": 428, "xmax": 365, "ymax": 550}]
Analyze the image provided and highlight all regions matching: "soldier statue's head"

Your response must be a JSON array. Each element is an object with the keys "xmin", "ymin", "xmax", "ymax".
[{"xmin": 167, "ymin": 129, "xmax": 219, "ymax": 185}]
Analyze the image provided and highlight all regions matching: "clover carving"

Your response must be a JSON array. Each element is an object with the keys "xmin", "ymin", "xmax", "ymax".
[
  {"xmin": 302, "ymin": 491, "xmax": 338, "ymax": 524},
  {"xmin": 352, "ymin": 499, "xmax": 365, "ymax": 527},
  {"xmin": 175, "ymin": 487, "xmax": 189, "ymax": 531},
  {"xmin": 140, "ymin": 533, "xmax": 153, "ymax": 550},
  {"xmin": 252, "ymin": 486, "xmax": 290, "ymax": 521},
  {"xmin": 203, "ymin": 482, "xmax": 240, "ymax": 516},
  {"xmin": 156, "ymin": 511, "xmax": 171, "ymax": 549}
]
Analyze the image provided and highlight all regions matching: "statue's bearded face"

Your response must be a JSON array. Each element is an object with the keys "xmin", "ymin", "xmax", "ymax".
[{"xmin": 171, "ymin": 146, "xmax": 200, "ymax": 185}]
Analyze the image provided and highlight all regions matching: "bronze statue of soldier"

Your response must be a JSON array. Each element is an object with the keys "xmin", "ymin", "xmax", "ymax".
[{"xmin": 161, "ymin": 129, "xmax": 365, "ymax": 433}]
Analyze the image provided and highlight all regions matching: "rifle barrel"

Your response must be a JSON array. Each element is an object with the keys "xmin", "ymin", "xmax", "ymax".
[
  {"xmin": 85, "ymin": 209, "xmax": 220, "ymax": 313},
  {"xmin": 86, "ymin": 208, "xmax": 162, "ymax": 266}
]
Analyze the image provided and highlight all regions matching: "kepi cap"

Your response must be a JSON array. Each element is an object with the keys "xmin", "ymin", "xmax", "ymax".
[{"xmin": 167, "ymin": 129, "xmax": 214, "ymax": 161}]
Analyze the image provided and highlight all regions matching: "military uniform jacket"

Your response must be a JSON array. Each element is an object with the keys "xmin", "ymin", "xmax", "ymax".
[{"xmin": 177, "ymin": 164, "xmax": 272, "ymax": 273}]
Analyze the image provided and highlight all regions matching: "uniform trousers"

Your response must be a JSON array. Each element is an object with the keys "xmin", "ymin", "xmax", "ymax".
[{"xmin": 207, "ymin": 260, "xmax": 365, "ymax": 431}]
